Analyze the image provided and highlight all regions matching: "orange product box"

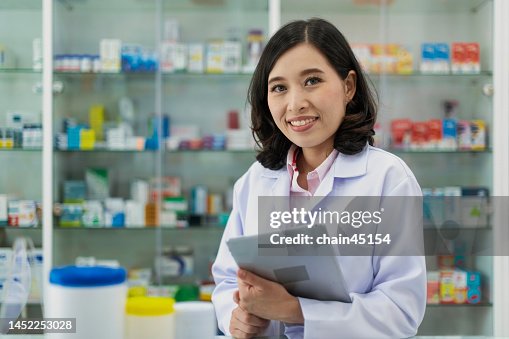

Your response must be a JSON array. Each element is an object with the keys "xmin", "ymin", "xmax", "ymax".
[
  {"xmin": 426, "ymin": 271, "xmax": 440, "ymax": 304},
  {"xmin": 370, "ymin": 44, "xmax": 384, "ymax": 74}
]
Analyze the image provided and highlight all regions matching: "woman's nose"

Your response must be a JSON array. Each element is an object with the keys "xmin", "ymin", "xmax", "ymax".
[{"xmin": 287, "ymin": 89, "xmax": 309, "ymax": 112}]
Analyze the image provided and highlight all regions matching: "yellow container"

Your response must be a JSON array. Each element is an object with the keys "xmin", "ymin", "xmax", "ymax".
[{"xmin": 125, "ymin": 297, "xmax": 175, "ymax": 339}]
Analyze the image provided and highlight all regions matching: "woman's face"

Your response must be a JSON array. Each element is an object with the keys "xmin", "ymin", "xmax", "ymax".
[{"xmin": 267, "ymin": 43, "xmax": 356, "ymax": 154}]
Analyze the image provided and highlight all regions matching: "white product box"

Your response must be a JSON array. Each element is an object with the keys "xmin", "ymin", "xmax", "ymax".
[
  {"xmin": 100, "ymin": 39, "xmax": 122, "ymax": 73},
  {"xmin": 206, "ymin": 41, "xmax": 224, "ymax": 73},
  {"xmin": 125, "ymin": 200, "xmax": 145, "ymax": 227},
  {"xmin": 18, "ymin": 200, "xmax": 37, "ymax": 227},
  {"xmin": 188, "ymin": 43, "xmax": 204, "ymax": 73},
  {"xmin": 160, "ymin": 42, "xmax": 187, "ymax": 73},
  {"xmin": 223, "ymin": 41, "xmax": 242, "ymax": 73},
  {"xmin": 0, "ymin": 194, "xmax": 7, "ymax": 226},
  {"xmin": 0, "ymin": 44, "xmax": 16, "ymax": 69}
]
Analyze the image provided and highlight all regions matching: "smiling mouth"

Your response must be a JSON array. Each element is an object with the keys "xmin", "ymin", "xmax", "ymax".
[{"xmin": 288, "ymin": 117, "xmax": 318, "ymax": 127}]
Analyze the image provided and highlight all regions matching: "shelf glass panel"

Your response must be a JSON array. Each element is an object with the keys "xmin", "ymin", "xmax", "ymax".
[
  {"xmin": 426, "ymin": 302, "xmax": 492, "ymax": 307},
  {"xmin": 0, "ymin": 68, "xmax": 41, "ymax": 74},
  {"xmin": 389, "ymin": 148, "xmax": 492, "ymax": 154},
  {"xmin": 52, "ymin": 70, "xmax": 492, "ymax": 80},
  {"xmin": 55, "ymin": 148, "xmax": 256, "ymax": 153},
  {"xmin": 0, "ymin": 148, "xmax": 42, "ymax": 152},
  {"xmin": 282, "ymin": 0, "xmax": 491, "ymax": 15},
  {"xmin": 54, "ymin": 0, "xmax": 267, "ymax": 13},
  {"xmin": 0, "ymin": 0, "xmax": 41, "ymax": 10}
]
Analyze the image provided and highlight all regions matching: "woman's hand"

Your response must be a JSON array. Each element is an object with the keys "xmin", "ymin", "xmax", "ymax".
[
  {"xmin": 229, "ymin": 304, "xmax": 270, "ymax": 338},
  {"xmin": 236, "ymin": 269, "xmax": 304, "ymax": 324}
]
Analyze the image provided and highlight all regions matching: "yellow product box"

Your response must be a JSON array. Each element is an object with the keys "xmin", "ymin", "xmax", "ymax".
[
  {"xmin": 396, "ymin": 46, "xmax": 414, "ymax": 75},
  {"xmin": 89, "ymin": 105, "xmax": 105, "ymax": 141},
  {"xmin": 80, "ymin": 129, "xmax": 96, "ymax": 150},
  {"xmin": 470, "ymin": 120, "xmax": 486, "ymax": 151},
  {"xmin": 439, "ymin": 270, "xmax": 455, "ymax": 304}
]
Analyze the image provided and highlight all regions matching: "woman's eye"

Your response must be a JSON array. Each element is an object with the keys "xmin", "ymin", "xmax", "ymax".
[
  {"xmin": 305, "ymin": 77, "xmax": 322, "ymax": 86},
  {"xmin": 270, "ymin": 85, "xmax": 286, "ymax": 93}
]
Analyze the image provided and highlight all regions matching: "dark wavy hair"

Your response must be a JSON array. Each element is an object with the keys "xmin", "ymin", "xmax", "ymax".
[{"xmin": 249, "ymin": 18, "xmax": 377, "ymax": 170}]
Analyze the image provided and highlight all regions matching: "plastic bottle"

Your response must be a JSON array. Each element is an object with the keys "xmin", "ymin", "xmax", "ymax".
[{"xmin": 125, "ymin": 297, "xmax": 175, "ymax": 339}]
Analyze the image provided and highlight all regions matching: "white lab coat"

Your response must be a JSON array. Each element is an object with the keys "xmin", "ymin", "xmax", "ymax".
[{"xmin": 212, "ymin": 145, "xmax": 426, "ymax": 339}]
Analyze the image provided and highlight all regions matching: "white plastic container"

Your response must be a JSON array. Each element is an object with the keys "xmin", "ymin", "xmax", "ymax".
[
  {"xmin": 125, "ymin": 296, "xmax": 175, "ymax": 339},
  {"xmin": 45, "ymin": 265, "xmax": 127, "ymax": 339},
  {"xmin": 174, "ymin": 301, "xmax": 216, "ymax": 339}
]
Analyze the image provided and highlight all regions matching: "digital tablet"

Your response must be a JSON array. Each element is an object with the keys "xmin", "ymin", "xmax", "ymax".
[{"xmin": 226, "ymin": 226, "xmax": 351, "ymax": 302}]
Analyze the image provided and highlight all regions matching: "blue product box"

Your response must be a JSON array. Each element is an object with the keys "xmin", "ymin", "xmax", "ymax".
[
  {"xmin": 67, "ymin": 125, "xmax": 83, "ymax": 150},
  {"xmin": 442, "ymin": 119, "xmax": 457, "ymax": 150},
  {"xmin": 64, "ymin": 181, "xmax": 86, "ymax": 203}
]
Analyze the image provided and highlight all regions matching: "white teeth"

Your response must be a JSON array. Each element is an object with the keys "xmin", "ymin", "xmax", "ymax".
[{"xmin": 290, "ymin": 118, "xmax": 316, "ymax": 127}]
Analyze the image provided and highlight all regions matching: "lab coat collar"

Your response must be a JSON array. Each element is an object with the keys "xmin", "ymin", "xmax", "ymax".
[
  {"xmin": 333, "ymin": 144, "xmax": 369, "ymax": 179},
  {"xmin": 260, "ymin": 144, "xmax": 369, "ymax": 196}
]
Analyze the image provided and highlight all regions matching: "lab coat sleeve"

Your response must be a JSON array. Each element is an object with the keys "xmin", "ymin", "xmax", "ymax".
[
  {"xmin": 211, "ymin": 177, "xmax": 280, "ymax": 336},
  {"xmin": 211, "ymin": 179, "xmax": 244, "ymax": 335},
  {"xmin": 298, "ymin": 176, "xmax": 426, "ymax": 338}
]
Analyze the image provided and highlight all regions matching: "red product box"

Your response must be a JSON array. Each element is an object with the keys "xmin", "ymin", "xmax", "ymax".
[
  {"xmin": 427, "ymin": 119, "xmax": 442, "ymax": 147},
  {"xmin": 391, "ymin": 119, "xmax": 412, "ymax": 148},
  {"xmin": 451, "ymin": 43, "xmax": 466, "ymax": 73},
  {"xmin": 411, "ymin": 121, "xmax": 429, "ymax": 147},
  {"xmin": 465, "ymin": 43, "xmax": 480, "ymax": 64}
]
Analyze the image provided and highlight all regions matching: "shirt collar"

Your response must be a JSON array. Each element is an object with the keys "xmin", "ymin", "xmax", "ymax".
[{"xmin": 261, "ymin": 144, "xmax": 370, "ymax": 179}]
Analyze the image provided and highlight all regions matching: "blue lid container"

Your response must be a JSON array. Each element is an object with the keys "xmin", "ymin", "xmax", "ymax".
[{"xmin": 50, "ymin": 265, "xmax": 127, "ymax": 287}]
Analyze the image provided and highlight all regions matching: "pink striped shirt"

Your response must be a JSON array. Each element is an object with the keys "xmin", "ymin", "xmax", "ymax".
[{"xmin": 286, "ymin": 144, "xmax": 339, "ymax": 196}]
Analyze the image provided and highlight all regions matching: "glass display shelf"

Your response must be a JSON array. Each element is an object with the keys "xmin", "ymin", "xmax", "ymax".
[
  {"xmin": 55, "ymin": 148, "xmax": 256, "ymax": 154},
  {"xmin": 54, "ymin": 148, "xmax": 491, "ymax": 154},
  {"xmin": 426, "ymin": 302, "xmax": 492, "ymax": 307},
  {"xmin": 0, "ymin": 0, "xmax": 41, "ymax": 10},
  {"xmin": 282, "ymin": 0, "xmax": 491, "ymax": 15},
  {"xmin": 0, "ymin": 68, "xmax": 40, "ymax": 75},
  {"xmin": 389, "ymin": 148, "xmax": 492, "ymax": 154},
  {"xmin": 52, "ymin": 70, "xmax": 492, "ymax": 80},
  {"xmin": 55, "ymin": 0, "xmax": 267, "ymax": 13},
  {"xmin": 54, "ymin": 225, "xmax": 225, "ymax": 231},
  {"xmin": 0, "ymin": 148, "xmax": 42, "ymax": 152}
]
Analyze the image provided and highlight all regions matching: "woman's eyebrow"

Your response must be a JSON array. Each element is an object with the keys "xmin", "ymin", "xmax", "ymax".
[
  {"xmin": 268, "ymin": 68, "xmax": 325, "ymax": 84},
  {"xmin": 268, "ymin": 76, "xmax": 285, "ymax": 85},
  {"xmin": 300, "ymin": 68, "xmax": 324, "ymax": 76}
]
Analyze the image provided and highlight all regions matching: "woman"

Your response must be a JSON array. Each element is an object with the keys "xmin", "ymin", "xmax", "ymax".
[{"xmin": 212, "ymin": 18, "xmax": 426, "ymax": 338}]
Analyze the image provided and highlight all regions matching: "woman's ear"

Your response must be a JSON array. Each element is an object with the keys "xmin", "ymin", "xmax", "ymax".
[{"xmin": 344, "ymin": 70, "xmax": 357, "ymax": 103}]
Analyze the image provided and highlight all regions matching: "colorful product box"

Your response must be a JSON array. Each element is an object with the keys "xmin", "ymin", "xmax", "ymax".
[
  {"xmin": 470, "ymin": 120, "xmax": 486, "ymax": 150},
  {"xmin": 467, "ymin": 271, "xmax": 481, "ymax": 304},
  {"xmin": 453, "ymin": 270, "xmax": 467, "ymax": 304},
  {"xmin": 427, "ymin": 271, "xmax": 440, "ymax": 304},
  {"xmin": 457, "ymin": 120, "xmax": 472, "ymax": 150},
  {"xmin": 439, "ymin": 270, "xmax": 455, "ymax": 304},
  {"xmin": 7, "ymin": 200, "xmax": 19, "ymax": 226}
]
